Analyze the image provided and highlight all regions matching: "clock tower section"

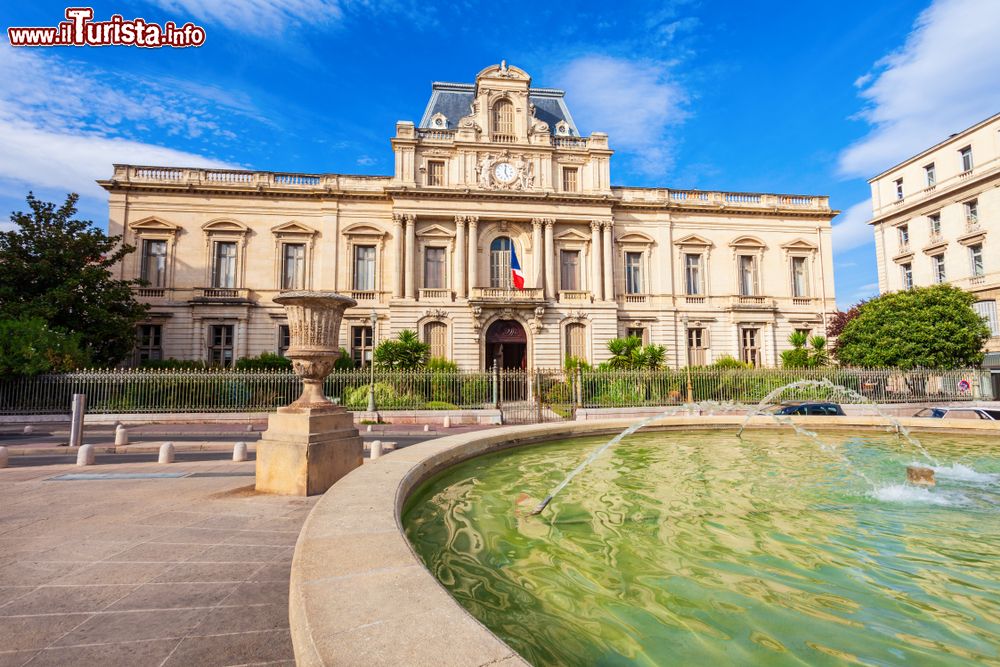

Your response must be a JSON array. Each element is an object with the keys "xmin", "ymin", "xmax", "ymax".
[{"xmin": 390, "ymin": 62, "xmax": 612, "ymax": 195}]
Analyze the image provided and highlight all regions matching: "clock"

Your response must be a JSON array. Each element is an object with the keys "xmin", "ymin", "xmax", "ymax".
[{"xmin": 493, "ymin": 162, "xmax": 516, "ymax": 183}]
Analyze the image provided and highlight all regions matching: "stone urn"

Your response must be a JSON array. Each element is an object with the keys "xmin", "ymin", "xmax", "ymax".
[
  {"xmin": 256, "ymin": 291, "xmax": 363, "ymax": 496},
  {"xmin": 272, "ymin": 291, "xmax": 356, "ymax": 410}
]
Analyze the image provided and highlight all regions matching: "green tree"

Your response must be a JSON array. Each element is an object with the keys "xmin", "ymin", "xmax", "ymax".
[
  {"xmin": 0, "ymin": 193, "xmax": 148, "ymax": 366},
  {"xmin": 0, "ymin": 317, "xmax": 89, "ymax": 378},
  {"xmin": 835, "ymin": 285, "xmax": 990, "ymax": 369},
  {"xmin": 781, "ymin": 332, "xmax": 830, "ymax": 369},
  {"xmin": 373, "ymin": 329, "xmax": 430, "ymax": 369},
  {"xmin": 605, "ymin": 336, "xmax": 667, "ymax": 370}
]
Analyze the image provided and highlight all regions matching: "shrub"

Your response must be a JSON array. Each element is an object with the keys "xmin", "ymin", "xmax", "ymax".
[
  {"xmin": 234, "ymin": 352, "xmax": 292, "ymax": 370},
  {"xmin": 341, "ymin": 382, "xmax": 425, "ymax": 410},
  {"xmin": 140, "ymin": 358, "xmax": 207, "ymax": 370},
  {"xmin": 0, "ymin": 317, "xmax": 89, "ymax": 378},
  {"xmin": 711, "ymin": 355, "xmax": 751, "ymax": 369}
]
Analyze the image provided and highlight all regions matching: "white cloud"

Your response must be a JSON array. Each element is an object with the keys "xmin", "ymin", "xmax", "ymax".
[
  {"xmin": 831, "ymin": 199, "xmax": 875, "ymax": 252},
  {"xmin": 838, "ymin": 0, "xmax": 1000, "ymax": 178},
  {"xmin": 555, "ymin": 55, "xmax": 687, "ymax": 176},
  {"xmin": 146, "ymin": 0, "xmax": 343, "ymax": 35}
]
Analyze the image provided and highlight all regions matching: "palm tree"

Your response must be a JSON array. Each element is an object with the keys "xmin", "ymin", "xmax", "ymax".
[{"xmin": 373, "ymin": 329, "xmax": 429, "ymax": 369}]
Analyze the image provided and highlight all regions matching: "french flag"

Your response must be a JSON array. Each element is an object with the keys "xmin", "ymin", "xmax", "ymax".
[{"xmin": 510, "ymin": 246, "xmax": 525, "ymax": 290}]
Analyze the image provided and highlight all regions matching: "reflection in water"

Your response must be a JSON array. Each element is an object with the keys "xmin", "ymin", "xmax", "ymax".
[{"xmin": 403, "ymin": 431, "xmax": 1000, "ymax": 666}]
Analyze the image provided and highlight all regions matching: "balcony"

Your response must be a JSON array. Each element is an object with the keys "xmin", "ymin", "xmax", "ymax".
[
  {"xmin": 191, "ymin": 287, "xmax": 251, "ymax": 303},
  {"xmin": 348, "ymin": 290, "xmax": 380, "ymax": 303},
  {"xmin": 684, "ymin": 295, "xmax": 706, "ymax": 305},
  {"xmin": 415, "ymin": 129, "xmax": 456, "ymax": 142},
  {"xmin": 469, "ymin": 287, "xmax": 544, "ymax": 304},
  {"xmin": 791, "ymin": 297, "xmax": 814, "ymax": 306},
  {"xmin": 134, "ymin": 287, "xmax": 166, "ymax": 299},
  {"xmin": 419, "ymin": 288, "xmax": 453, "ymax": 301},
  {"xmin": 623, "ymin": 294, "xmax": 649, "ymax": 305},
  {"xmin": 729, "ymin": 295, "xmax": 776, "ymax": 310},
  {"xmin": 559, "ymin": 290, "xmax": 593, "ymax": 303}
]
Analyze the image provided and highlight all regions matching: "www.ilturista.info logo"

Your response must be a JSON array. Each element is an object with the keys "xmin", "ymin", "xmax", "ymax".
[{"xmin": 7, "ymin": 7, "xmax": 206, "ymax": 48}]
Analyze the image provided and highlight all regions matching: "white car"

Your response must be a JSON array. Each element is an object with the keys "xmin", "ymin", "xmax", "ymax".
[{"xmin": 914, "ymin": 407, "xmax": 1000, "ymax": 421}]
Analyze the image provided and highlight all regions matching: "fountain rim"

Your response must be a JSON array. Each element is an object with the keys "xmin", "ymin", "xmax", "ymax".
[{"xmin": 288, "ymin": 416, "xmax": 1000, "ymax": 666}]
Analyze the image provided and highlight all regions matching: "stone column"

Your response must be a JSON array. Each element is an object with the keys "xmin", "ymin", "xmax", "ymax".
[
  {"xmin": 590, "ymin": 220, "xmax": 603, "ymax": 301},
  {"xmin": 544, "ymin": 219, "xmax": 555, "ymax": 300},
  {"xmin": 404, "ymin": 214, "xmax": 416, "ymax": 300},
  {"xmin": 392, "ymin": 214, "xmax": 404, "ymax": 299},
  {"xmin": 467, "ymin": 216, "xmax": 479, "ymax": 292},
  {"xmin": 532, "ymin": 218, "xmax": 544, "ymax": 289},
  {"xmin": 602, "ymin": 220, "xmax": 614, "ymax": 302},
  {"xmin": 454, "ymin": 215, "xmax": 466, "ymax": 299}
]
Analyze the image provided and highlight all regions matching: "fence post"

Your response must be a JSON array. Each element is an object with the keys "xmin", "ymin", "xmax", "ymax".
[
  {"xmin": 492, "ymin": 361, "xmax": 500, "ymax": 410},
  {"xmin": 69, "ymin": 393, "xmax": 86, "ymax": 448}
]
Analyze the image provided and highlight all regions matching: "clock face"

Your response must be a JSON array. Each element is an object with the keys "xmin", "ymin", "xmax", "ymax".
[{"xmin": 493, "ymin": 162, "xmax": 516, "ymax": 183}]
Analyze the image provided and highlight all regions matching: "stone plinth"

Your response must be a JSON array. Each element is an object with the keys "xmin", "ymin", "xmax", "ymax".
[{"xmin": 255, "ymin": 405, "xmax": 363, "ymax": 496}]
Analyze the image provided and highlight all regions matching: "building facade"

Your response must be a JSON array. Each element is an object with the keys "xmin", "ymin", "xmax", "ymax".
[
  {"xmin": 103, "ymin": 63, "xmax": 837, "ymax": 371},
  {"xmin": 868, "ymin": 112, "xmax": 1000, "ymax": 362}
]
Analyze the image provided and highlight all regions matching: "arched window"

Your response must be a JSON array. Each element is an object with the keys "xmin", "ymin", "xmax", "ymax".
[
  {"xmin": 566, "ymin": 323, "xmax": 587, "ymax": 362},
  {"xmin": 491, "ymin": 99, "xmax": 515, "ymax": 142},
  {"xmin": 489, "ymin": 237, "xmax": 512, "ymax": 288},
  {"xmin": 424, "ymin": 321, "xmax": 447, "ymax": 360}
]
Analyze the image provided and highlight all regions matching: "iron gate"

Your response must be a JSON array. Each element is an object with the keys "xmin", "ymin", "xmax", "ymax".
[{"xmin": 496, "ymin": 368, "xmax": 577, "ymax": 424}]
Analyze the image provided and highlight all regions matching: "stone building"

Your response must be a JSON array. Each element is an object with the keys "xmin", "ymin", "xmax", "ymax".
[
  {"xmin": 868, "ymin": 111, "xmax": 1000, "ymax": 378},
  {"xmin": 102, "ymin": 62, "xmax": 837, "ymax": 371}
]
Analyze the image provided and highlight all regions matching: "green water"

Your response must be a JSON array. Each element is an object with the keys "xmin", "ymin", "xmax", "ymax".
[{"xmin": 403, "ymin": 431, "xmax": 1000, "ymax": 666}]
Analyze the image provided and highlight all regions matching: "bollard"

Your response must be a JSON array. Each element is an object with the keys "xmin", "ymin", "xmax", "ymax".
[
  {"xmin": 423, "ymin": 424, "xmax": 430, "ymax": 432},
  {"xmin": 233, "ymin": 441, "xmax": 248, "ymax": 462},
  {"xmin": 246, "ymin": 424, "xmax": 254, "ymax": 432},
  {"xmin": 23, "ymin": 425, "xmax": 33, "ymax": 435},
  {"xmin": 370, "ymin": 440, "xmax": 383, "ymax": 460},
  {"xmin": 76, "ymin": 444, "xmax": 95, "ymax": 466},
  {"xmin": 442, "ymin": 416, "xmax": 451, "ymax": 429},
  {"xmin": 0, "ymin": 446, "xmax": 8, "ymax": 468},
  {"xmin": 69, "ymin": 394, "xmax": 87, "ymax": 448},
  {"xmin": 366, "ymin": 424, "xmax": 373, "ymax": 433},
  {"xmin": 114, "ymin": 425, "xmax": 128, "ymax": 446},
  {"xmin": 158, "ymin": 442, "xmax": 175, "ymax": 464}
]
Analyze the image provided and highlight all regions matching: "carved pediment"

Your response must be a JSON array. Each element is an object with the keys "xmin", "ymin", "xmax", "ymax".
[
  {"xmin": 673, "ymin": 233, "xmax": 713, "ymax": 247},
  {"xmin": 729, "ymin": 235, "xmax": 766, "ymax": 249},
  {"xmin": 129, "ymin": 216, "xmax": 180, "ymax": 234},
  {"xmin": 555, "ymin": 228, "xmax": 590, "ymax": 242},
  {"xmin": 202, "ymin": 219, "xmax": 248, "ymax": 234},
  {"xmin": 617, "ymin": 231, "xmax": 655, "ymax": 245},
  {"xmin": 476, "ymin": 61, "xmax": 531, "ymax": 82},
  {"xmin": 416, "ymin": 223, "xmax": 455, "ymax": 238},
  {"xmin": 270, "ymin": 221, "xmax": 317, "ymax": 237},
  {"xmin": 342, "ymin": 223, "xmax": 387, "ymax": 238},
  {"xmin": 780, "ymin": 238, "xmax": 818, "ymax": 251}
]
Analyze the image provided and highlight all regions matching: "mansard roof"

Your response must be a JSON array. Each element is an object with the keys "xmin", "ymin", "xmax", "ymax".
[{"xmin": 418, "ymin": 82, "xmax": 579, "ymax": 136}]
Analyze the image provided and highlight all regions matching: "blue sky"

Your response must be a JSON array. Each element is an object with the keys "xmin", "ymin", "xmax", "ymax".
[{"xmin": 2, "ymin": 0, "xmax": 999, "ymax": 310}]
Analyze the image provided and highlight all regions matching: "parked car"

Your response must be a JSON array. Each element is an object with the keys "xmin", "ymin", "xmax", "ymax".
[
  {"xmin": 769, "ymin": 402, "xmax": 846, "ymax": 416},
  {"xmin": 914, "ymin": 407, "xmax": 1000, "ymax": 421}
]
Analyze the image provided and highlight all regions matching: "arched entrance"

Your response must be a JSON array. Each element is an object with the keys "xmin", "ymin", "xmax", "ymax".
[{"xmin": 485, "ymin": 319, "xmax": 527, "ymax": 371}]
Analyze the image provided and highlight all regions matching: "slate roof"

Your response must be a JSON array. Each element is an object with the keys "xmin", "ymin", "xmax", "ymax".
[{"xmin": 418, "ymin": 82, "xmax": 580, "ymax": 136}]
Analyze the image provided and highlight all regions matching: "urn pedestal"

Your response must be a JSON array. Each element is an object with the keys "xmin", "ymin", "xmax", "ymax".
[{"xmin": 255, "ymin": 292, "xmax": 363, "ymax": 496}]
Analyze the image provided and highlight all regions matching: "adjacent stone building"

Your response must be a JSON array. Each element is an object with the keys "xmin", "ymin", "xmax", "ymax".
[
  {"xmin": 868, "ymin": 111, "xmax": 1000, "ymax": 383},
  {"xmin": 102, "ymin": 62, "xmax": 838, "ymax": 371}
]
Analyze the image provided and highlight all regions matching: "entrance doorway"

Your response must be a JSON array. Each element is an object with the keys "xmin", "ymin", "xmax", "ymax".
[{"xmin": 485, "ymin": 320, "xmax": 527, "ymax": 370}]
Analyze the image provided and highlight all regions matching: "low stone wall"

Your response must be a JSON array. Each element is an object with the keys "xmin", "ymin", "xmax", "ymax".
[
  {"xmin": 575, "ymin": 401, "xmax": 1000, "ymax": 421},
  {"xmin": 288, "ymin": 416, "xmax": 1000, "ymax": 666}
]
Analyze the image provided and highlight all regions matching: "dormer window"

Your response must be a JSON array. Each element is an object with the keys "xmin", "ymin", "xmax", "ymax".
[
  {"xmin": 491, "ymin": 99, "xmax": 515, "ymax": 143},
  {"xmin": 429, "ymin": 112, "xmax": 448, "ymax": 129},
  {"xmin": 555, "ymin": 121, "xmax": 571, "ymax": 137}
]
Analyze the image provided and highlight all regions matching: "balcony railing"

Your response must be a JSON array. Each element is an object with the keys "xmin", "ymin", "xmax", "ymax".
[
  {"xmin": 419, "ymin": 288, "xmax": 453, "ymax": 301},
  {"xmin": 491, "ymin": 134, "xmax": 517, "ymax": 144},
  {"xmin": 416, "ymin": 129, "xmax": 455, "ymax": 141},
  {"xmin": 348, "ymin": 290, "xmax": 379, "ymax": 302},
  {"xmin": 684, "ymin": 295, "xmax": 706, "ymax": 304},
  {"xmin": 559, "ymin": 290, "xmax": 593, "ymax": 303},
  {"xmin": 966, "ymin": 217, "xmax": 981, "ymax": 233},
  {"xmin": 193, "ymin": 287, "xmax": 250, "ymax": 301},
  {"xmin": 470, "ymin": 287, "xmax": 544, "ymax": 302},
  {"xmin": 971, "ymin": 275, "xmax": 986, "ymax": 286},
  {"xmin": 730, "ymin": 295, "xmax": 775, "ymax": 309},
  {"xmin": 553, "ymin": 137, "xmax": 588, "ymax": 148},
  {"xmin": 134, "ymin": 287, "xmax": 165, "ymax": 298},
  {"xmin": 623, "ymin": 294, "xmax": 649, "ymax": 304},
  {"xmin": 791, "ymin": 297, "xmax": 813, "ymax": 306},
  {"xmin": 106, "ymin": 165, "xmax": 391, "ymax": 193}
]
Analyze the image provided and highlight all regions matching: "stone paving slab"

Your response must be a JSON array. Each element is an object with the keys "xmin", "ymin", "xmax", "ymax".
[{"xmin": 0, "ymin": 458, "xmax": 314, "ymax": 667}]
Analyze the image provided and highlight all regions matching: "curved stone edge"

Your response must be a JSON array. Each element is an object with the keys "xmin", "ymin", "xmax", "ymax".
[{"xmin": 289, "ymin": 416, "xmax": 1000, "ymax": 666}]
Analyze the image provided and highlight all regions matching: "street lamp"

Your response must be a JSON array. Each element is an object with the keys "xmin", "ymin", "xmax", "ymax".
[
  {"xmin": 681, "ymin": 314, "xmax": 694, "ymax": 404},
  {"xmin": 367, "ymin": 308, "xmax": 378, "ymax": 414}
]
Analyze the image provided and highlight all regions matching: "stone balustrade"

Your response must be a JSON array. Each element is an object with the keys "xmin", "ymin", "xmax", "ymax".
[
  {"xmin": 109, "ymin": 165, "xmax": 390, "ymax": 192},
  {"xmin": 469, "ymin": 287, "xmax": 544, "ymax": 302},
  {"xmin": 616, "ymin": 188, "xmax": 830, "ymax": 211}
]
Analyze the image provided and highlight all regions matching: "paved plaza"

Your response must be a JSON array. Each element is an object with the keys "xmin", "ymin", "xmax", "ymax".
[{"xmin": 0, "ymin": 458, "xmax": 307, "ymax": 667}]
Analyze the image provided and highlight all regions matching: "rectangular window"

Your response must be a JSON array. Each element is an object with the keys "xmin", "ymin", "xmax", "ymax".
[
  {"xmin": 965, "ymin": 199, "xmax": 979, "ymax": 224},
  {"xmin": 687, "ymin": 327, "xmax": 707, "ymax": 366},
  {"xmin": 562, "ymin": 167, "xmax": 578, "ymax": 192},
  {"xmin": 894, "ymin": 178, "xmax": 904, "ymax": 200},
  {"xmin": 208, "ymin": 324, "xmax": 234, "ymax": 367},
  {"xmin": 353, "ymin": 245, "xmax": 376, "ymax": 291},
  {"xmin": 901, "ymin": 262, "xmax": 913, "ymax": 290},
  {"xmin": 924, "ymin": 163, "xmax": 936, "ymax": 186},
  {"xmin": 973, "ymin": 300, "xmax": 999, "ymax": 337},
  {"xmin": 898, "ymin": 224, "xmax": 909, "ymax": 247},
  {"xmin": 566, "ymin": 323, "xmax": 587, "ymax": 361},
  {"xmin": 933, "ymin": 254, "xmax": 946, "ymax": 284},
  {"xmin": 424, "ymin": 247, "xmax": 446, "ymax": 289},
  {"xmin": 424, "ymin": 321, "xmax": 447, "ymax": 359},
  {"xmin": 740, "ymin": 327, "xmax": 759, "ymax": 366},
  {"xmin": 351, "ymin": 325, "xmax": 374, "ymax": 368},
  {"xmin": 928, "ymin": 213, "xmax": 941, "ymax": 237},
  {"xmin": 791, "ymin": 256, "xmax": 809, "ymax": 297},
  {"xmin": 560, "ymin": 250, "xmax": 580, "ymax": 291},
  {"xmin": 281, "ymin": 243, "xmax": 305, "ymax": 290},
  {"xmin": 970, "ymin": 243, "xmax": 985, "ymax": 278},
  {"xmin": 278, "ymin": 325, "xmax": 290, "ymax": 357},
  {"xmin": 625, "ymin": 327, "xmax": 646, "ymax": 343},
  {"xmin": 212, "ymin": 241, "xmax": 237, "ymax": 288},
  {"xmin": 960, "ymin": 146, "xmax": 973, "ymax": 172},
  {"xmin": 738, "ymin": 255, "xmax": 758, "ymax": 296},
  {"xmin": 141, "ymin": 240, "xmax": 167, "ymax": 287},
  {"xmin": 135, "ymin": 324, "xmax": 162, "ymax": 363},
  {"xmin": 684, "ymin": 253, "xmax": 703, "ymax": 295},
  {"xmin": 624, "ymin": 252, "xmax": 643, "ymax": 294},
  {"xmin": 427, "ymin": 160, "xmax": 445, "ymax": 186}
]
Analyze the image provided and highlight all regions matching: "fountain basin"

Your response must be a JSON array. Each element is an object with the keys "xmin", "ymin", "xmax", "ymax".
[{"xmin": 289, "ymin": 417, "xmax": 1000, "ymax": 666}]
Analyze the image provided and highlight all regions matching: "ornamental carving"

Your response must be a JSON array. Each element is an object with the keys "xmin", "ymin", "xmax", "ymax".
[
  {"xmin": 477, "ymin": 152, "xmax": 535, "ymax": 191},
  {"xmin": 423, "ymin": 309, "xmax": 449, "ymax": 319}
]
